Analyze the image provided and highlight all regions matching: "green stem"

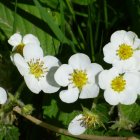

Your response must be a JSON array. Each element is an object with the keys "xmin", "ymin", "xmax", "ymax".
[
  {"xmin": 13, "ymin": 0, "xmax": 18, "ymax": 33},
  {"xmin": 88, "ymin": 4, "xmax": 95, "ymax": 62},
  {"xmin": 15, "ymin": 81, "xmax": 25, "ymax": 99},
  {"xmin": 104, "ymin": 0, "xmax": 108, "ymax": 29}
]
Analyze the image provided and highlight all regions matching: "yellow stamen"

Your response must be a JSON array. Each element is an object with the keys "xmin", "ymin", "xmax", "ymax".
[
  {"xmin": 28, "ymin": 59, "xmax": 47, "ymax": 79},
  {"xmin": 70, "ymin": 69, "xmax": 88, "ymax": 90},
  {"xmin": 111, "ymin": 76, "xmax": 126, "ymax": 92},
  {"xmin": 80, "ymin": 112, "xmax": 100, "ymax": 128},
  {"xmin": 117, "ymin": 44, "xmax": 133, "ymax": 60},
  {"xmin": 16, "ymin": 43, "xmax": 25, "ymax": 55}
]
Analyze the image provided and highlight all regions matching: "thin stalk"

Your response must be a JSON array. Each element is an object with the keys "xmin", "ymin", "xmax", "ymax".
[
  {"xmin": 88, "ymin": 4, "xmax": 95, "ymax": 61},
  {"xmin": 13, "ymin": 106, "xmax": 133, "ymax": 140},
  {"xmin": 15, "ymin": 81, "xmax": 25, "ymax": 99},
  {"xmin": 13, "ymin": 0, "xmax": 18, "ymax": 33},
  {"xmin": 104, "ymin": 0, "xmax": 108, "ymax": 29},
  {"xmin": 65, "ymin": 0, "xmax": 86, "ymax": 49}
]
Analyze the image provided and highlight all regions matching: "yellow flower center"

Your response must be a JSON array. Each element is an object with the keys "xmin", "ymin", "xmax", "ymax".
[
  {"xmin": 70, "ymin": 69, "xmax": 88, "ymax": 90},
  {"xmin": 117, "ymin": 44, "xmax": 133, "ymax": 60},
  {"xmin": 28, "ymin": 59, "xmax": 47, "ymax": 80},
  {"xmin": 80, "ymin": 113, "xmax": 100, "ymax": 128},
  {"xmin": 111, "ymin": 76, "xmax": 126, "ymax": 92},
  {"xmin": 16, "ymin": 43, "xmax": 25, "ymax": 55}
]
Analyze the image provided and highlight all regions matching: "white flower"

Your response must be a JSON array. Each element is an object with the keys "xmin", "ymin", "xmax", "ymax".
[
  {"xmin": 99, "ymin": 67, "xmax": 140, "ymax": 105},
  {"xmin": 103, "ymin": 30, "xmax": 140, "ymax": 72},
  {"xmin": 13, "ymin": 44, "xmax": 60, "ymax": 94},
  {"xmin": 54, "ymin": 53, "xmax": 103, "ymax": 103},
  {"xmin": 0, "ymin": 87, "xmax": 7, "ymax": 104},
  {"xmin": 8, "ymin": 33, "xmax": 40, "ymax": 52},
  {"xmin": 68, "ymin": 112, "xmax": 101, "ymax": 135}
]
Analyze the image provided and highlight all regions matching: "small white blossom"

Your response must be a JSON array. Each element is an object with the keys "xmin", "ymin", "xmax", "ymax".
[
  {"xmin": 8, "ymin": 33, "xmax": 40, "ymax": 52},
  {"xmin": 0, "ymin": 87, "xmax": 7, "ymax": 104},
  {"xmin": 103, "ymin": 30, "xmax": 140, "ymax": 72},
  {"xmin": 68, "ymin": 112, "xmax": 101, "ymax": 135},
  {"xmin": 99, "ymin": 67, "xmax": 140, "ymax": 105},
  {"xmin": 54, "ymin": 53, "xmax": 103, "ymax": 103},
  {"xmin": 13, "ymin": 44, "xmax": 60, "ymax": 94},
  {"xmin": 8, "ymin": 33, "xmax": 41, "ymax": 63}
]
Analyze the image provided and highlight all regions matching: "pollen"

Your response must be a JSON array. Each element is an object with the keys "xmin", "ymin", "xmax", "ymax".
[
  {"xmin": 111, "ymin": 76, "xmax": 126, "ymax": 92},
  {"xmin": 16, "ymin": 43, "xmax": 25, "ymax": 55},
  {"xmin": 70, "ymin": 69, "xmax": 88, "ymax": 90},
  {"xmin": 117, "ymin": 44, "xmax": 133, "ymax": 60},
  {"xmin": 80, "ymin": 112, "xmax": 100, "ymax": 128},
  {"xmin": 28, "ymin": 59, "xmax": 47, "ymax": 79}
]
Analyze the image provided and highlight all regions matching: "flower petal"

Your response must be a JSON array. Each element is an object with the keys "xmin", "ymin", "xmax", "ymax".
[
  {"xmin": 123, "ymin": 31, "xmax": 137, "ymax": 46},
  {"xmin": 79, "ymin": 83, "xmax": 99, "ymax": 99},
  {"xmin": 68, "ymin": 114, "xmax": 86, "ymax": 135},
  {"xmin": 39, "ymin": 67, "xmax": 60, "ymax": 93},
  {"xmin": 43, "ymin": 55, "xmax": 60, "ymax": 70},
  {"xmin": 39, "ymin": 76, "xmax": 60, "ymax": 93},
  {"xmin": 119, "ymin": 90, "xmax": 137, "ymax": 105},
  {"xmin": 24, "ymin": 74, "xmax": 41, "ymax": 94},
  {"xmin": 98, "ymin": 68, "xmax": 119, "ymax": 90},
  {"xmin": 103, "ymin": 43, "xmax": 118, "ymax": 64},
  {"xmin": 68, "ymin": 53, "xmax": 91, "ymax": 70},
  {"xmin": 59, "ymin": 88, "xmax": 79, "ymax": 103},
  {"xmin": 104, "ymin": 89, "xmax": 120, "ymax": 105},
  {"xmin": 54, "ymin": 64, "xmax": 73, "ymax": 87},
  {"xmin": 124, "ymin": 72, "xmax": 140, "ymax": 91},
  {"xmin": 14, "ymin": 54, "xmax": 29, "ymax": 76},
  {"xmin": 0, "ymin": 87, "xmax": 7, "ymax": 104},
  {"xmin": 113, "ymin": 58, "xmax": 137, "ymax": 73},
  {"xmin": 23, "ymin": 44, "xmax": 43, "ymax": 61},
  {"xmin": 86, "ymin": 63, "xmax": 103, "ymax": 83},
  {"xmin": 110, "ymin": 30, "xmax": 126, "ymax": 45},
  {"xmin": 8, "ymin": 33, "xmax": 22, "ymax": 48},
  {"xmin": 23, "ymin": 34, "xmax": 40, "ymax": 46}
]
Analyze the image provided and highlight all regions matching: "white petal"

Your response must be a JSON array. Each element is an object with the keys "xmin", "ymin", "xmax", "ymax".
[
  {"xmin": 54, "ymin": 64, "xmax": 73, "ymax": 87},
  {"xmin": 8, "ymin": 33, "xmax": 22, "ymax": 48},
  {"xmin": 79, "ymin": 83, "xmax": 99, "ymax": 99},
  {"xmin": 68, "ymin": 53, "xmax": 91, "ymax": 70},
  {"xmin": 103, "ymin": 43, "xmax": 118, "ymax": 64},
  {"xmin": 113, "ymin": 58, "xmax": 137, "ymax": 72},
  {"xmin": 43, "ymin": 55, "xmax": 60, "ymax": 70},
  {"xmin": 110, "ymin": 30, "xmax": 126, "ymax": 45},
  {"xmin": 39, "ymin": 77, "xmax": 60, "ymax": 93},
  {"xmin": 14, "ymin": 54, "xmax": 29, "ymax": 76},
  {"xmin": 98, "ymin": 68, "xmax": 119, "ymax": 90},
  {"xmin": 119, "ymin": 90, "xmax": 137, "ymax": 105},
  {"xmin": 0, "ymin": 87, "xmax": 7, "ymax": 104},
  {"xmin": 124, "ymin": 72, "xmax": 140, "ymax": 91},
  {"xmin": 39, "ymin": 68, "xmax": 60, "ymax": 93},
  {"xmin": 24, "ymin": 75, "xmax": 41, "ymax": 94},
  {"xmin": 133, "ymin": 38, "xmax": 140, "ymax": 49},
  {"xmin": 59, "ymin": 88, "xmax": 79, "ymax": 103},
  {"xmin": 104, "ymin": 89, "xmax": 120, "ymax": 105},
  {"xmin": 68, "ymin": 114, "xmax": 86, "ymax": 135},
  {"xmin": 23, "ymin": 34, "xmax": 40, "ymax": 46},
  {"xmin": 23, "ymin": 44, "xmax": 43, "ymax": 61},
  {"xmin": 123, "ymin": 31, "xmax": 137, "ymax": 46},
  {"xmin": 86, "ymin": 63, "xmax": 103, "ymax": 83}
]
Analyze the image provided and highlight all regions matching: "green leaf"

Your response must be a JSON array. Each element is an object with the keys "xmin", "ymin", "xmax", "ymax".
[
  {"xmin": 33, "ymin": 0, "xmax": 68, "ymax": 44},
  {"xmin": 119, "ymin": 103, "xmax": 140, "ymax": 123},
  {"xmin": 0, "ymin": 1, "xmax": 60, "ymax": 55},
  {"xmin": 43, "ymin": 99, "xmax": 58, "ymax": 118},
  {"xmin": 0, "ymin": 125, "xmax": 19, "ymax": 140},
  {"xmin": 71, "ymin": 0, "xmax": 96, "ymax": 5},
  {"xmin": 58, "ymin": 111, "xmax": 79, "ymax": 126}
]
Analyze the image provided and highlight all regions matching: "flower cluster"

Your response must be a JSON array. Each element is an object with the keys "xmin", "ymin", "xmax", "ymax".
[
  {"xmin": 99, "ymin": 30, "xmax": 140, "ymax": 105},
  {"xmin": 7, "ymin": 30, "xmax": 140, "ymax": 136}
]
